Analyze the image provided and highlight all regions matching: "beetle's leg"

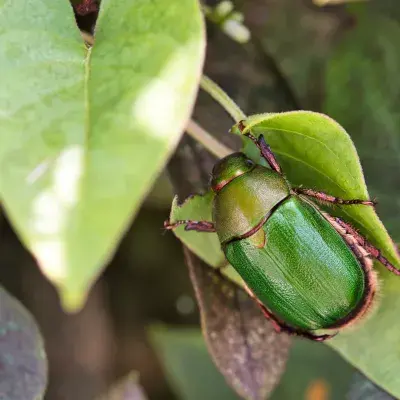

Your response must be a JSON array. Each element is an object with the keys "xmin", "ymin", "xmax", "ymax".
[
  {"xmin": 75, "ymin": 0, "xmax": 98, "ymax": 15},
  {"xmin": 332, "ymin": 216, "xmax": 400, "ymax": 276},
  {"xmin": 243, "ymin": 284, "xmax": 336, "ymax": 342},
  {"xmin": 293, "ymin": 188, "xmax": 376, "ymax": 207},
  {"xmin": 164, "ymin": 219, "xmax": 216, "ymax": 233},
  {"xmin": 237, "ymin": 121, "xmax": 282, "ymax": 174}
]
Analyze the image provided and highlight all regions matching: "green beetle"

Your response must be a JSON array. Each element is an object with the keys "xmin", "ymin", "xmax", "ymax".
[{"xmin": 165, "ymin": 122, "xmax": 399, "ymax": 341}]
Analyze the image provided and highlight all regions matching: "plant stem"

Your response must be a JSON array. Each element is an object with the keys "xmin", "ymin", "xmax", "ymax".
[
  {"xmin": 200, "ymin": 75, "xmax": 246, "ymax": 122},
  {"xmin": 186, "ymin": 120, "xmax": 234, "ymax": 159}
]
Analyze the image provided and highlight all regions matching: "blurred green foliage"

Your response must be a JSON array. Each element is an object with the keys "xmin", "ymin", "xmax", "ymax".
[{"xmin": 150, "ymin": 326, "xmax": 354, "ymax": 400}]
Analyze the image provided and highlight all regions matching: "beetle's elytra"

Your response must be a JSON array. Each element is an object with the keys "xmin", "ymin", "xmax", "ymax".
[{"xmin": 165, "ymin": 124, "xmax": 399, "ymax": 341}]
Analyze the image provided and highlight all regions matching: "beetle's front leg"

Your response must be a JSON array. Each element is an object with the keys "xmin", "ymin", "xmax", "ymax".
[
  {"xmin": 164, "ymin": 219, "xmax": 216, "ymax": 233},
  {"xmin": 237, "ymin": 121, "xmax": 282, "ymax": 174},
  {"xmin": 294, "ymin": 187, "xmax": 376, "ymax": 207}
]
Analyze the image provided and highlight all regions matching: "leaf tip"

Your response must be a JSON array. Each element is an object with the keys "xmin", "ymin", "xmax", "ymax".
[{"xmin": 58, "ymin": 286, "xmax": 88, "ymax": 313}]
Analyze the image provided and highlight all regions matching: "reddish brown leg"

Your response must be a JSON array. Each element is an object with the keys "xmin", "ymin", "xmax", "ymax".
[
  {"xmin": 237, "ymin": 121, "xmax": 282, "ymax": 174},
  {"xmin": 75, "ymin": 0, "xmax": 98, "ymax": 15},
  {"xmin": 243, "ymin": 284, "xmax": 336, "ymax": 342},
  {"xmin": 333, "ymin": 216, "xmax": 400, "ymax": 275},
  {"xmin": 164, "ymin": 219, "xmax": 216, "ymax": 233},
  {"xmin": 294, "ymin": 188, "xmax": 376, "ymax": 207}
]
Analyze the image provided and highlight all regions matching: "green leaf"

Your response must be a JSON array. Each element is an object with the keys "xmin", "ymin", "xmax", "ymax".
[
  {"xmin": 0, "ymin": 0, "xmax": 205, "ymax": 309},
  {"xmin": 169, "ymin": 192, "xmax": 244, "ymax": 285},
  {"xmin": 169, "ymin": 192, "xmax": 222, "ymax": 267},
  {"xmin": 234, "ymin": 111, "xmax": 400, "ymax": 270},
  {"xmin": 0, "ymin": 286, "xmax": 47, "ymax": 399},
  {"xmin": 322, "ymin": 14, "xmax": 400, "ymax": 398}
]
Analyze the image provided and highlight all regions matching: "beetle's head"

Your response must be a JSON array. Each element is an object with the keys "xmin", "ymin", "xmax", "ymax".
[{"xmin": 211, "ymin": 152, "xmax": 255, "ymax": 192}]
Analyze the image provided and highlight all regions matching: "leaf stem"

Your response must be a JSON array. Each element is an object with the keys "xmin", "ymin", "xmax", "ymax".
[
  {"xmin": 200, "ymin": 75, "xmax": 246, "ymax": 122},
  {"xmin": 186, "ymin": 120, "xmax": 234, "ymax": 159}
]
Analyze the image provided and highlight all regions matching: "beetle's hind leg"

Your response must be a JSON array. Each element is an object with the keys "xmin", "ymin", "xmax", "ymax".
[
  {"xmin": 237, "ymin": 121, "xmax": 282, "ymax": 174},
  {"xmin": 293, "ymin": 187, "xmax": 376, "ymax": 207},
  {"xmin": 164, "ymin": 219, "xmax": 216, "ymax": 233},
  {"xmin": 243, "ymin": 284, "xmax": 336, "ymax": 342},
  {"xmin": 331, "ymin": 216, "xmax": 400, "ymax": 276}
]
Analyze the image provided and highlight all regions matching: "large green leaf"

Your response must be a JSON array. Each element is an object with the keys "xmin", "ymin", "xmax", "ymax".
[
  {"xmin": 0, "ymin": 0, "xmax": 205, "ymax": 309},
  {"xmin": 169, "ymin": 111, "xmax": 400, "ymax": 397},
  {"xmin": 323, "ymin": 13, "xmax": 400, "ymax": 398},
  {"xmin": 0, "ymin": 286, "xmax": 47, "ymax": 399}
]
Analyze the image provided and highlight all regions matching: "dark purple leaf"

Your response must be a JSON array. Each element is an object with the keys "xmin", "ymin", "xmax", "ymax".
[
  {"xmin": 185, "ymin": 249, "xmax": 291, "ymax": 400},
  {"xmin": 0, "ymin": 286, "xmax": 47, "ymax": 399}
]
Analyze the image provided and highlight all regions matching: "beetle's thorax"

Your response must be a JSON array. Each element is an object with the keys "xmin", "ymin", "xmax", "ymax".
[{"xmin": 211, "ymin": 153, "xmax": 290, "ymax": 244}]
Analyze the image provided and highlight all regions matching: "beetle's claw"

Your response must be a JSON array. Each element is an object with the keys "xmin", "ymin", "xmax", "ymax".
[
  {"xmin": 163, "ymin": 220, "xmax": 175, "ymax": 230},
  {"xmin": 363, "ymin": 199, "xmax": 377, "ymax": 207}
]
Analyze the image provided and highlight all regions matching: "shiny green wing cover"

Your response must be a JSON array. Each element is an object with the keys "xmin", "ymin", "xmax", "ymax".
[{"xmin": 224, "ymin": 196, "xmax": 365, "ymax": 331}]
